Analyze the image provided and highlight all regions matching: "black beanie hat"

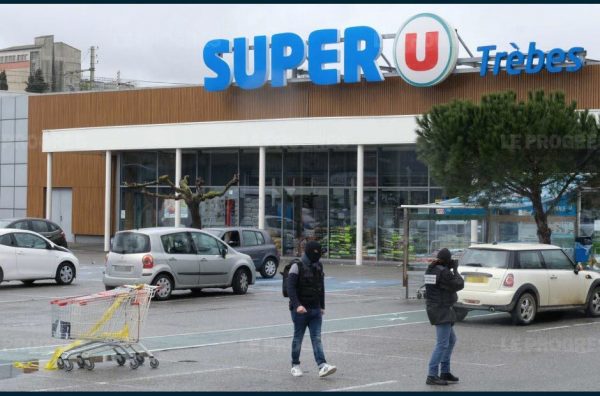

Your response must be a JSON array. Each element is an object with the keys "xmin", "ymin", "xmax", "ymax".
[
  {"xmin": 437, "ymin": 248, "xmax": 452, "ymax": 265},
  {"xmin": 305, "ymin": 241, "xmax": 322, "ymax": 263}
]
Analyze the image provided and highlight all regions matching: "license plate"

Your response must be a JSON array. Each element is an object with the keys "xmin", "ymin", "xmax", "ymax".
[
  {"xmin": 466, "ymin": 276, "xmax": 487, "ymax": 283},
  {"xmin": 113, "ymin": 265, "xmax": 131, "ymax": 272}
]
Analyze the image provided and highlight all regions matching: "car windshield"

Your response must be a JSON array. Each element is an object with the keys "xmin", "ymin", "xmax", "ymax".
[
  {"xmin": 0, "ymin": 220, "xmax": 12, "ymax": 228},
  {"xmin": 460, "ymin": 249, "xmax": 509, "ymax": 269},
  {"xmin": 111, "ymin": 232, "xmax": 150, "ymax": 254}
]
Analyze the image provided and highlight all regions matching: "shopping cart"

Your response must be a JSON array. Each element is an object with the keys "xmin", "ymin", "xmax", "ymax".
[{"xmin": 48, "ymin": 284, "xmax": 159, "ymax": 371}]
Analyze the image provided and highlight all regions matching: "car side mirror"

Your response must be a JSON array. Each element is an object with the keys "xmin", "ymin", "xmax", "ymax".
[
  {"xmin": 46, "ymin": 242, "xmax": 53, "ymax": 250},
  {"xmin": 575, "ymin": 263, "xmax": 583, "ymax": 274},
  {"xmin": 221, "ymin": 246, "xmax": 228, "ymax": 259}
]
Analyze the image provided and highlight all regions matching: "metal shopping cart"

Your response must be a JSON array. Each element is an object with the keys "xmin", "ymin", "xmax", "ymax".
[{"xmin": 47, "ymin": 284, "xmax": 159, "ymax": 371}]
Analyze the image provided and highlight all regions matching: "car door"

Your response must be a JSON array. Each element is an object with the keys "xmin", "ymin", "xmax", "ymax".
[
  {"xmin": 159, "ymin": 232, "xmax": 200, "ymax": 287},
  {"xmin": 30, "ymin": 220, "xmax": 51, "ymax": 240},
  {"xmin": 241, "ymin": 230, "xmax": 263, "ymax": 267},
  {"xmin": 13, "ymin": 232, "xmax": 57, "ymax": 279},
  {"xmin": 0, "ymin": 233, "xmax": 18, "ymax": 281},
  {"xmin": 515, "ymin": 250, "xmax": 550, "ymax": 307},
  {"xmin": 190, "ymin": 232, "xmax": 232, "ymax": 286},
  {"xmin": 542, "ymin": 249, "xmax": 587, "ymax": 306}
]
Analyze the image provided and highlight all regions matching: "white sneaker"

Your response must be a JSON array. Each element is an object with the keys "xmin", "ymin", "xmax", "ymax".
[
  {"xmin": 318, "ymin": 363, "xmax": 337, "ymax": 378},
  {"xmin": 291, "ymin": 365, "xmax": 303, "ymax": 377}
]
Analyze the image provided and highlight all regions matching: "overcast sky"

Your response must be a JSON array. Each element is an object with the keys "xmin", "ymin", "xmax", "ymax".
[{"xmin": 1, "ymin": 4, "xmax": 597, "ymax": 86}]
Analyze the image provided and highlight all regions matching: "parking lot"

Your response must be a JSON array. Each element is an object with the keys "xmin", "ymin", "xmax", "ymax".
[{"xmin": 1, "ymin": 248, "xmax": 600, "ymax": 391}]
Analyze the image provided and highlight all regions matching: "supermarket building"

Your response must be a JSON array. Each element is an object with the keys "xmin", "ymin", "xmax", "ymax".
[{"xmin": 24, "ymin": 14, "xmax": 600, "ymax": 263}]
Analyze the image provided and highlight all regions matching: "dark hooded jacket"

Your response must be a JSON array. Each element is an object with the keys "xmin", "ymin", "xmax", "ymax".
[{"xmin": 425, "ymin": 250, "xmax": 465, "ymax": 325}]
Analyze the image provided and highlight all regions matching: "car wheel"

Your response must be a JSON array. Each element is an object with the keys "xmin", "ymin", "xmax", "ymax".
[
  {"xmin": 232, "ymin": 268, "xmax": 250, "ymax": 295},
  {"xmin": 454, "ymin": 308, "xmax": 468, "ymax": 322},
  {"xmin": 152, "ymin": 274, "xmax": 173, "ymax": 301},
  {"xmin": 259, "ymin": 258, "xmax": 278, "ymax": 279},
  {"xmin": 511, "ymin": 292, "xmax": 537, "ymax": 325},
  {"xmin": 22, "ymin": 280, "xmax": 35, "ymax": 286},
  {"xmin": 55, "ymin": 263, "xmax": 75, "ymax": 285},
  {"xmin": 586, "ymin": 286, "xmax": 600, "ymax": 317}
]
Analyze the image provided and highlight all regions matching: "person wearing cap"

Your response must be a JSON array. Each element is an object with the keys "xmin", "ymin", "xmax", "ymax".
[
  {"xmin": 424, "ymin": 248, "xmax": 464, "ymax": 386},
  {"xmin": 287, "ymin": 240, "xmax": 337, "ymax": 378}
]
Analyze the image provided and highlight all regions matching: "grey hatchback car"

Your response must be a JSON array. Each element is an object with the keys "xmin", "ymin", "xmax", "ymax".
[
  {"xmin": 205, "ymin": 227, "xmax": 280, "ymax": 278},
  {"xmin": 103, "ymin": 227, "xmax": 256, "ymax": 300}
]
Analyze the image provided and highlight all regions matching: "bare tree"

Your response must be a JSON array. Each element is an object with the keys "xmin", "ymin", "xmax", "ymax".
[{"xmin": 125, "ymin": 174, "xmax": 239, "ymax": 229}]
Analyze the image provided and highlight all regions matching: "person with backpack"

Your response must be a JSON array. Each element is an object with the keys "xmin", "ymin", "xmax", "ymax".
[
  {"xmin": 283, "ymin": 240, "xmax": 336, "ymax": 378},
  {"xmin": 424, "ymin": 248, "xmax": 465, "ymax": 386}
]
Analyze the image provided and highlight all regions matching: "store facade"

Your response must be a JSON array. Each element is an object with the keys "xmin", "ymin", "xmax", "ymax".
[{"xmin": 26, "ymin": 14, "xmax": 600, "ymax": 263}]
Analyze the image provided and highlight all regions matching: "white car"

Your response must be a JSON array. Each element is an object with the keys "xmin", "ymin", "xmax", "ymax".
[
  {"xmin": 103, "ymin": 227, "xmax": 257, "ymax": 300},
  {"xmin": 455, "ymin": 243, "xmax": 600, "ymax": 325},
  {"xmin": 0, "ymin": 229, "xmax": 79, "ymax": 286}
]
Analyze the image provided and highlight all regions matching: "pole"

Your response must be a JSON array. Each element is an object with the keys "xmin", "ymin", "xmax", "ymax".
[
  {"xmin": 470, "ymin": 220, "xmax": 478, "ymax": 244},
  {"xmin": 90, "ymin": 46, "xmax": 96, "ymax": 85},
  {"xmin": 258, "ymin": 147, "xmax": 266, "ymax": 229},
  {"xmin": 175, "ymin": 149, "xmax": 182, "ymax": 227},
  {"xmin": 104, "ymin": 151, "xmax": 111, "ymax": 252},
  {"xmin": 356, "ymin": 145, "xmax": 364, "ymax": 265},
  {"xmin": 46, "ymin": 153, "xmax": 52, "ymax": 220},
  {"xmin": 403, "ymin": 207, "xmax": 409, "ymax": 299}
]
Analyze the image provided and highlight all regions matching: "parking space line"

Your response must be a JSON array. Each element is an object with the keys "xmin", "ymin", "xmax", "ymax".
[
  {"xmin": 325, "ymin": 380, "xmax": 398, "ymax": 391},
  {"xmin": 527, "ymin": 325, "xmax": 572, "ymax": 333},
  {"xmin": 115, "ymin": 366, "xmax": 241, "ymax": 382}
]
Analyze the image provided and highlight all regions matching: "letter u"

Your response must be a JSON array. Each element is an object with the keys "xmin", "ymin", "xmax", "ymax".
[{"xmin": 404, "ymin": 31, "xmax": 439, "ymax": 71}]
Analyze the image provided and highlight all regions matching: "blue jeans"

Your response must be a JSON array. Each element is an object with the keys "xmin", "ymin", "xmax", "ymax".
[
  {"xmin": 291, "ymin": 308, "xmax": 326, "ymax": 367},
  {"xmin": 428, "ymin": 323, "xmax": 457, "ymax": 376}
]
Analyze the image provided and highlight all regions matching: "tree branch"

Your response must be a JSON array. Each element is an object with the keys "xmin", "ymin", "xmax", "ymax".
[
  {"xmin": 199, "ymin": 174, "xmax": 239, "ymax": 202},
  {"xmin": 137, "ymin": 188, "xmax": 180, "ymax": 200}
]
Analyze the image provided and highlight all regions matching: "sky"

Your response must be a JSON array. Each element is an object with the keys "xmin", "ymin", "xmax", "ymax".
[{"xmin": 0, "ymin": 4, "xmax": 598, "ymax": 86}]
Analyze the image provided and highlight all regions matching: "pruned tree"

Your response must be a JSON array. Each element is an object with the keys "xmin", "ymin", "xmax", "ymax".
[
  {"xmin": 125, "ymin": 174, "xmax": 239, "ymax": 229},
  {"xmin": 416, "ymin": 90, "xmax": 600, "ymax": 244},
  {"xmin": 25, "ymin": 68, "xmax": 49, "ymax": 93},
  {"xmin": 0, "ymin": 70, "xmax": 7, "ymax": 91}
]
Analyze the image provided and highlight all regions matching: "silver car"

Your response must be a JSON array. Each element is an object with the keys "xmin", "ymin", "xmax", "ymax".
[{"xmin": 103, "ymin": 227, "xmax": 256, "ymax": 300}]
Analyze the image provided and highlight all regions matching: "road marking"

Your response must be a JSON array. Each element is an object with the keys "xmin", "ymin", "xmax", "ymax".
[
  {"xmin": 527, "ymin": 325, "xmax": 572, "ymax": 333},
  {"xmin": 116, "ymin": 366, "xmax": 240, "ymax": 382},
  {"xmin": 326, "ymin": 380, "xmax": 398, "ymax": 392}
]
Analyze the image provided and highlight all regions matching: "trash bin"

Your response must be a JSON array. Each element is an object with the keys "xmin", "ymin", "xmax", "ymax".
[{"xmin": 574, "ymin": 236, "xmax": 593, "ymax": 264}]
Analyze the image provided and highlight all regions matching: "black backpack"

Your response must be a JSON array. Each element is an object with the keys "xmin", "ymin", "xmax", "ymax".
[{"xmin": 281, "ymin": 258, "xmax": 302, "ymax": 298}]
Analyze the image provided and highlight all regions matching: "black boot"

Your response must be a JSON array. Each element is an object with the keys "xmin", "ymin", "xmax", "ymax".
[
  {"xmin": 440, "ymin": 372, "xmax": 459, "ymax": 382},
  {"xmin": 426, "ymin": 376, "xmax": 448, "ymax": 385}
]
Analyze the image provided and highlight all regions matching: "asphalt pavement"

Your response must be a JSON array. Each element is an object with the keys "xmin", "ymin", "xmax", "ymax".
[{"xmin": 1, "ymin": 249, "xmax": 599, "ymax": 391}]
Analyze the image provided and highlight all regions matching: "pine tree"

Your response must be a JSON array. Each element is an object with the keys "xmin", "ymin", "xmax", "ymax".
[
  {"xmin": 25, "ymin": 69, "xmax": 48, "ymax": 93},
  {"xmin": 0, "ymin": 70, "xmax": 7, "ymax": 91}
]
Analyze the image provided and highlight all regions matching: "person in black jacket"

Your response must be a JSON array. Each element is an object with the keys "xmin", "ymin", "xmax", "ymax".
[
  {"xmin": 287, "ymin": 241, "xmax": 337, "ymax": 378},
  {"xmin": 424, "ymin": 248, "xmax": 465, "ymax": 386}
]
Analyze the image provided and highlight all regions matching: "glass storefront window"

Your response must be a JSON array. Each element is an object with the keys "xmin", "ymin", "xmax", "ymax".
[
  {"xmin": 182, "ymin": 152, "xmax": 197, "ymax": 184},
  {"xmin": 379, "ymin": 147, "xmax": 428, "ymax": 187},
  {"xmin": 210, "ymin": 151, "xmax": 238, "ymax": 186},
  {"xmin": 378, "ymin": 190, "xmax": 407, "ymax": 261},
  {"xmin": 284, "ymin": 149, "xmax": 327, "ymax": 187},
  {"xmin": 199, "ymin": 186, "xmax": 239, "ymax": 228},
  {"xmin": 121, "ymin": 152, "xmax": 156, "ymax": 185},
  {"xmin": 282, "ymin": 187, "xmax": 328, "ymax": 256},
  {"xmin": 120, "ymin": 188, "xmax": 156, "ymax": 230},
  {"xmin": 158, "ymin": 151, "xmax": 175, "ymax": 184},
  {"xmin": 239, "ymin": 150, "xmax": 258, "ymax": 186}
]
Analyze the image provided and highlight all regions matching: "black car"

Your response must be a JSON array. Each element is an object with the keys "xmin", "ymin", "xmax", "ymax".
[{"xmin": 0, "ymin": 218, "xmax": 68, "ymax": 248}]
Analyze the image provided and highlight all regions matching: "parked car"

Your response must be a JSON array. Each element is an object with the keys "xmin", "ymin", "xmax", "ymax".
[
  {"xmin": 103, "ymin": 227, "xmax": 256, "ymax": 300},
  {"xmin": 0, "ymin": 229, "xmax": 79, "ymax": 286},
  {"xmin": 204, "ymin": 227, "xmax": 280, "ymax": 278},
  {"xmin": 0, "ymin": 218, "xmax": 68, "ymax": 248},
  {"xmin": 454, "ymin": 243, "xmax": 600, "ymax": 325}
]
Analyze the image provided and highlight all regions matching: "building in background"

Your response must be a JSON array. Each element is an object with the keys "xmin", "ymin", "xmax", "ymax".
[
  {"xmin": 0, "ymin": 92, "xmax": 28, "ymax": 218},
  {"xmin": 0, "ymin": 36, "xmax": 81, "ymax": 92}
]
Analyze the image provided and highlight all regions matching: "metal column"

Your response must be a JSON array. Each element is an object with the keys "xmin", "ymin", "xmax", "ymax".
[
  {"xmin": 104, "ymin": 151, "xmax": 112, "ymax": 252},
  {"xmin": 258, "ymin": 147, "xmax": 266, "ymax": 229},
  {"xmin": 403, "ymin": 207, "xmax": 409, "ymax": 299},
  {"xmin": 356, "ymin": 145, "xmax": 364, "ymax": 265},
  {"xmin": 46, "ymin": 153, "xmax": 52, "ymax": 220},
  {"xmin": 175, "ymin": 149, "xmax": 182, "ymax": 228}
]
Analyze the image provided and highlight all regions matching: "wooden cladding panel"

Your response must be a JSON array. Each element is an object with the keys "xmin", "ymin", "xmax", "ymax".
[{"xmin": 27, "ymin": 65, "xmax": 600, "ymax": 235}]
